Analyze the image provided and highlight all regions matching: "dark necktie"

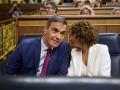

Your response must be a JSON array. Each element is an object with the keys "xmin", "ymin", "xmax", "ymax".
[{"xmin": 41, "ymin": 48, "xmax": 52, "ymax": 76}]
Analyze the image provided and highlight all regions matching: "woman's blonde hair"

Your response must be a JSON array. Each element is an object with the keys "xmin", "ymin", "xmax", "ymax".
[
  {"xmin": 80, "ymin": 5, "xmax": 95, "ymax": 15},
  {"xmin": 111, "ymin": 7, "xmax": 120, "ymax": 15}
]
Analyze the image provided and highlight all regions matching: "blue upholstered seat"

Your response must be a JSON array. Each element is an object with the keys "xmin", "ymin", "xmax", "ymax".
[
  {"xmin": 18, "ymin": 35, "xmax": 41, "ymax": 44},
  {"xmin": 98, "ymin": 33, "xmax": 120, "ymax": 77}
]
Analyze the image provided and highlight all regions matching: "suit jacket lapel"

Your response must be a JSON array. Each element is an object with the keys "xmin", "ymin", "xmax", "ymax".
[
  {"xmin": 34, "ymin": 38, "xmax": 41, "ymax": 73},
  {"xmin": 47, "ymin": 48, "xmax": 57, "ymax": 74}
]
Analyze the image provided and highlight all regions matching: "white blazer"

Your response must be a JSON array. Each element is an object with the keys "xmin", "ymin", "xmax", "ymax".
[{"xmin": 67, "ymin": 44, "xmax": 111, "ymax": 77}]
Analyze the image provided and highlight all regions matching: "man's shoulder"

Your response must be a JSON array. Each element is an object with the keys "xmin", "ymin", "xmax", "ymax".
[
  {"xmin": 59, "ymin": 41, "xmax": 69, "ymax": 47},
  {"xmin": 54, "ymin": 41, "xmax": 70, "ymax": 52},
  {"xmin": 15, "ymin": 36, "xmax": 41, "ymax": 54}
]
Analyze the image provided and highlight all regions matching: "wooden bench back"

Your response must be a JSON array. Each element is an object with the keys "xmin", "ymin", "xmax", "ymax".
[{"xmin": 17, "ymin": 15, "xmax": 120, "ymax": 42}]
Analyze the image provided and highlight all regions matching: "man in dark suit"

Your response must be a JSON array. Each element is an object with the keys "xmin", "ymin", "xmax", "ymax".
[
  {"xmin": 45, "ymin": 1, "xmax": 58, "ymax": 15},
  {"xmin": 2, "ymin": 15, "xmax": 70, "ymax": 76}
]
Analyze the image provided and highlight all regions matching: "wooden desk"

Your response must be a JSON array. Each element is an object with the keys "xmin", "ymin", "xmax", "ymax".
[{"xmin": 40, "ymin": 7, "xmax": 114, "ymax": 15}]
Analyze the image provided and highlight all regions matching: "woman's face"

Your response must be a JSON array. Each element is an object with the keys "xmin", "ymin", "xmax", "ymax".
[
  {"xmin": 113, "ymin": 10, "xmax": 120, "ymax": 15},
  {"xmin": 69, "ymin": 34, "xmax": 83, "ymax": 49},
  {"xmin": 81, "ymin": 8, "xmax": 91, "ymax": 15},
  {"xmin": 94, "ymin": 2, "xmax": 101, "ymax": 8},
  {"xmin": 77, "ymin": 3, "xmax": 83, "ymax": 8}
]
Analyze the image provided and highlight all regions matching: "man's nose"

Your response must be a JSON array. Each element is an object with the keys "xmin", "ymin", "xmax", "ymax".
[{"xmin": 56, "ymin": 33, "xmax": 61, "ymax": 39}]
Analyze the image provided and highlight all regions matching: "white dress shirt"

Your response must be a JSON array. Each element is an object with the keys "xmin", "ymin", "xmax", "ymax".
[{"xmin": 36, "ymin": 37, "xmax": 48, "ymax": 76}]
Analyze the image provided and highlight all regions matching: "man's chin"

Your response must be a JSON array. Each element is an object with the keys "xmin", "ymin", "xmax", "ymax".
[{"xmin": 51, "ymin": 43, "xmax": 60, "ymax": 48}]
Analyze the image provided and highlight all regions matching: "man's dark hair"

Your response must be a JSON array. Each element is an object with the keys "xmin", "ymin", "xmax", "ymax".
[
  {"xmin": 46, "ymin": 1, "xmax": 58, "ymax": 13},
  {"xmin": 47, "ymin": 15, "xmax": 67, "ymax": 28}
]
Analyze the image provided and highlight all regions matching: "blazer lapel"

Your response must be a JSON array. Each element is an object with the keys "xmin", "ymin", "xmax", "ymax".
[{"xmin": 87, "ymin": 45, "xmax": 97, "ymax": 75}]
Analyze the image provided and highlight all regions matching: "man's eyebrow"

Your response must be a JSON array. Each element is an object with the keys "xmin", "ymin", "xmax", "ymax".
[
  {"xmin": 51, "ymin": 27, "xmax": 66, "ymax": 33},
  {"xmin": 52, "ymin": 27, "xmax": 59, "ymax": 31},
  {"xmin": 55, "ymin": 27, "xmax": 65, "ymax": 31}
]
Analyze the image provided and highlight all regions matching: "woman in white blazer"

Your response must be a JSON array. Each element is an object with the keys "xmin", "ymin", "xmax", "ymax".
[{"xmin": 67, "ymin": 21, "xmax": 111, "ymax": 77}]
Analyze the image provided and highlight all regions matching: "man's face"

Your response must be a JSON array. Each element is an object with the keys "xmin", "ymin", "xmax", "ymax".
[
  {"xmin": 46, "ymin": 4, "xmax": 56, "ymax": 15},
  {"xmin": 43, "ymin": 22, "xmax": 67, "ymax": 48}
]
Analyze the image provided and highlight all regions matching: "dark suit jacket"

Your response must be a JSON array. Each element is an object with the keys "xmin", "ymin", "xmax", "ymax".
[{"xmin": 2, "ymin": 36, "xmax": 70, "ymax": 76}]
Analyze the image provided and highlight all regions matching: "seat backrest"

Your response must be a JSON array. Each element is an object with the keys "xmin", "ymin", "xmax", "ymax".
[
  {"xmin": 18, "ymin": 35, "xmax": 41, "ymax": 44},
  {"xmin": 98, "ymin": 33, "xmax": 120, "ymax": 77}
]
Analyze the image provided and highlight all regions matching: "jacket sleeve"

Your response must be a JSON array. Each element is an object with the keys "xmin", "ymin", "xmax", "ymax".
[
  {"xmin": 57, "ymin": 43, "xmax": 70, "ymax": 76},
  {"xmin": 2, "ymin": 41, "xmax": 23, "ymax": 75}
]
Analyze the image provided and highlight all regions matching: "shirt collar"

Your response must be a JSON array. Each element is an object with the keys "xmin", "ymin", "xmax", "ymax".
[
  {"xmin": 41, "ymin": 37, "xmax": 48, "ymax": 51},
  {"xmin": 41, "ymin": 37, "xmax": 53, "ymax": 51}
]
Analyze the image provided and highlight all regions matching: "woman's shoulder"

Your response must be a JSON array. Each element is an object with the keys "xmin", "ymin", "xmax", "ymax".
[
  {"xmin": 92, "ymin": 44, "xmax": 108, "ymax": 48},
  {"xmin": 91, "ymin": 44, "xmax": 109, "ymax": 51}
]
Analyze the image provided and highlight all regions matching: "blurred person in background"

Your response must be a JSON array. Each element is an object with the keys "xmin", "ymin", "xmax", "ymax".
[
  {"xmin": 111, "ymin": 7, "xmax": 120, "ymax": 15},
  {"xmin": 9, "ymin": 2, "xmax": 22, "ymax": 18},
  {"xmin": 106, "ymin": 0, "xmax": 120, "ymax": 7},
  {"xmin": 75, "ymin": 1, "xmax": 83, "ymax": 8},
  {"xmin": 45, "ymin": 1, "xmax": 58, "ymax": 15},
  {"xmin": 80, "ymin": 5, "xmax": 95, "ymax": 15},
  {"xmin": 93, "ymin": 0, "xmax": 102, "ymax": 8}
]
